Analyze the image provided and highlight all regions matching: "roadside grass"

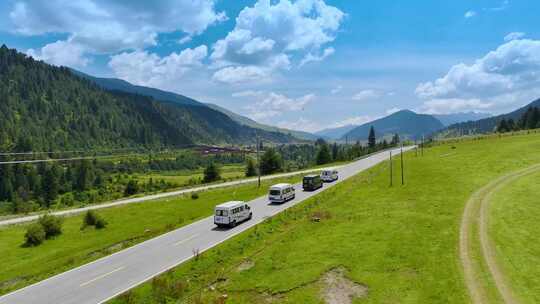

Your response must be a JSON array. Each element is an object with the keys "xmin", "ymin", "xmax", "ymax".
[
  {"xmin": 0, "ymin": 174, "xmax": 306, "ymax": 296},
  {"xmin": 109, "ymin": 132, "xmax": 540, "ymax": 304},
  {"xmin": 133, "ymin": 164, "xmax": 246, "ymax": 186},
  {"xmin": 489, "ymin": 170, "xmax": 540, "ymax": 304}
]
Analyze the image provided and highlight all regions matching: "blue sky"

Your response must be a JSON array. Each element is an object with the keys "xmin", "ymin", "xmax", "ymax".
[{"xmin": 1, "ymin": 0, "xmax": 539, "ymax": 132}]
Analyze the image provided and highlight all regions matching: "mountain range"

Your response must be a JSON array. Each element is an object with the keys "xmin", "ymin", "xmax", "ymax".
[
  {"xmin": 0, "ymin": 45, "xmax": 296, "ymax": 152},
  {"xmin": 444, "ymin": 98, "xmax": 540, "ymax": 135},
  {"xmin": 74, "ymin": 71, "xmax": 317, "ymax": 141},
  {"xmin": 341, "ymin": 110, "xmax": 445, "ymax": 141}
]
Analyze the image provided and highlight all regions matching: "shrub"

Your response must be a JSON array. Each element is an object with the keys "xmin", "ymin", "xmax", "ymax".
[
  {"xmin": 25, "ymin": 223, "xmax": 46, "ymax": 246},
  {"xmin": 203, "ymin": 162, "xmax": 221, "ymax": 183},
  {"xmin": 95, "ymin": 217, "xmax": 107, "ymax": 229},
  {"xmin": 191, "ymin": 192, "xmax": 199, "ymax": 200},
  {"xmin": 124, "ymin": 180, "xmax": 139, "ymax": 197},
  {"xmin": 38, "ymin": 214, "xmax": 63, "ymax": 238},
  {"xmin": 82, "ymin": 210, "xmax": 107, "ymax": 230}
]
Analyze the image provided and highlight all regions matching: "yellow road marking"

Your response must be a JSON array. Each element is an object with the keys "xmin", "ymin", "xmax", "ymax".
[
  {"xmin": 80, "ymin": 266, "xmax": 125, "ymax": 287},
  {"xmin": 173, "ymin": 234, "xmax": 199, "ymax": 246}
]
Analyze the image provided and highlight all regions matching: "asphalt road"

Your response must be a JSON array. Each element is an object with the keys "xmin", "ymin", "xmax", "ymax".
[
  {"xmin": 0, "ymin": 164, "xmax": 346, "ymax": 227},
  {"xmin": 0, "ymin": 147, "xmax": 413, "ymax": 304}
]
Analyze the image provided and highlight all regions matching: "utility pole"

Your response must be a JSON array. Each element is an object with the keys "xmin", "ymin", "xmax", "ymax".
[
  {"xmin": 400, "ymin": 143, "xmax": 404, "ymax": 185},
  {"xmin": 421, "ymin": 135, "xmax": 424, "ymax": 156},
  {"xmin": 415, "ymin": 139, "xmax": 418, "ymax": 157},
  {"xmin": 256, "ymin": 135, "xmax": 261, "ymax": 188},
  {"xmin": 389, "ymin": 151, "xmax": 393, "ymax": 187}
]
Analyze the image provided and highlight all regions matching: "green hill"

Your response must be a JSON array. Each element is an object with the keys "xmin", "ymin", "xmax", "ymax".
[
  {"xmin": 444, "ymin": 98, "xmax": 540, "ymax": 135},
  {"xmin": 342, "ymin": 110, "xmax": 444, "ymax": 141},
  {"xmin": 73, "ymin": 71, "xmax": 316, "ymax": 141},
  {"xmin": 0, "ymin": 45, "xmax": 294, "ymax": 152}
]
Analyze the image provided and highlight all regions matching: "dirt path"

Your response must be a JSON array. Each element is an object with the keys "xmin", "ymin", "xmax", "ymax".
[{"xmin": 460, "ymin": 164, "xmax": 540, "ymax": 304}]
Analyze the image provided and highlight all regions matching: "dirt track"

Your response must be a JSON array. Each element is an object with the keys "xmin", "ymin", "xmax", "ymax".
[{"xmin": 459, "ymin": 164, "xmax": 540, "ymax": 304}]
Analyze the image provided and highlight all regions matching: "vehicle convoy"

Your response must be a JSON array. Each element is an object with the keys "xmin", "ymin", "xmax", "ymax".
[
  {"xmin": 214, "ymin": 201, "xmax": 252, "ymax": 227},
  {"xmin": 303, "ymin": 174, "xmax": 323, "ymax": 191},
  {"xmin": 268, "ymin": 183, "xmax": 295, "ymax": 203},
  {"xmin": 321, "ymin": 169, "xmax": 339, "ymax": 182}
]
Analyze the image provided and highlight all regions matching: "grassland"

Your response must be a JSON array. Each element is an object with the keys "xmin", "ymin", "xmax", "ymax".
[
  {"xmin": 132, "ymin": 164, "xmax": 246, "ymax": 187},
  {"xmin": 109, "ymin": 132, "xmax": 540, "ymax": 304},
  {"xmin": 0, "ymin": 174, "xmax": 306, "ymax": 295},
  {"xmin": 489, "ymin": 170, "xmax": 540, "ymax": 303}
]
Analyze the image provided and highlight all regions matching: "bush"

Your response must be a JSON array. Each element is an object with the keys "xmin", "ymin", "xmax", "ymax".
[
  {"xmin": 191, "ymin": 192, "xmax": 199, "ymax": 200},
  {"xmin": 203, "ymin": 162, "xmax": 221, "ymax": 183},
  {"xmin": 124, "ymin": 180, "xmax": 139, "ymax": 197},
  {"xmin": 95, "ymin": 217, "xmax": 107, "ymax": 229},
  {"xmin": 38, "ymin": 214, "xmax": 63, "ymax": 238},
  {"xmin": 82, "ymin": 210, "xmax": 107, "ymax": 230},
  {"xmin": 25, "ymin": 223, "xmax": 46, "ymax": 246}
]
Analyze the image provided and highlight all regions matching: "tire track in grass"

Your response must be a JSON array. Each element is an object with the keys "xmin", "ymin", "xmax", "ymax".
[{"xmin": 460, "ymin": 164, "xmax": 540, "ymax": 304}]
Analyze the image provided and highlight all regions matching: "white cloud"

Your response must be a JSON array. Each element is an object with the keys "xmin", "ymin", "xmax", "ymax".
[
  {"xmin": 386, "ymin": 107, "xmax": 401, "ymax": 115},
  {"xmin": 27, "ymin": 39, "xmax": 89, "ymax": 67},
  {"xmin": 212, "ymin": 65, "xmax": 269, "ymax": 84},
  {"xmin": 108, "ymin": 45, "xmax": 208, "ymax": 90},
  {"xmin": 419, "ymin": 99, "xmax": 493, "ymax": 115},
  {"xmin": 8, "ymin": 0, "xmax": 225, "ymax": 64},
  {"xmin": 504, "ymin": 32, "xmax": 526, "ymax": 42},
  {"xmin": 299, "ymin": 47, "xmax": 335, "ymax": 66},
  {"xmin": 464, "ymin": 10, "xmax": 477, "ymax": 18},
  {"xmin": 331, "ymin": 85, "xmax": 343, "ymax": 94},
  {"xmin": 327, "ymin": 115, "xmax": 375, "ymax": 129},
  {"xmin": 210, "ymin": 0, "xmax": 344, "ymax": 83},
  {"xmin": 178, "ymin": 36, "xmax": 193, "ymax": 45},
  {"xmin": 416, "ymin": 38, "xmax": 540, "ymax": 113},
  {"xmin": 232, "ymin": 90, "xmax": 265, "ymax": 98},
  {"xmin": 352, "ymin": 90, "xmax": 383, "ymax": 101},
  {"xmin": 243, "ymin": 92, "xmax": 315, "ymax": 121}
]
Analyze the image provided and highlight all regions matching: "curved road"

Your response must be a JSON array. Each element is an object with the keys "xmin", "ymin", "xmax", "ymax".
[{"xmin": 0, "ymin": 147, "xmax": 412, "ymax": 304}]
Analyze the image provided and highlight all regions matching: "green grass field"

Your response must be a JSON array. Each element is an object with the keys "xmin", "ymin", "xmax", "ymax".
[
  {"xmin": 133, "ymin": 164, "xmax": 247, "ymax": 187},
  {"xmin": 489, "ymin": 170, "xmax": 540, "ymax": 304},
  {"xmin": 0, "ymin": 174, "xmax": 307, "ymax": 295},
  {"xmin": 108, "ymin": 132, "xmax": 540, "ymax": 304}
]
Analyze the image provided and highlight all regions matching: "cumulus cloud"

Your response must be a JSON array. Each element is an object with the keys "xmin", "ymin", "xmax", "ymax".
[
  {"xmin": 464, "ymin": 10, "xmax": 477, "ymax": 18},
  {"xmin": 108, "ymin": 45, "xmax": 208, "ymax": 90},
  {"xmin": 386, "ymin": 107, "xmax": 401, "ymax": 115},
  {"xmin": 8, "ymin": 0, "xmax": 224, "ymax": 66},
  {"xmin": 211, "ymin": 0, "xmax": 344, "ymax": 83},
  {"xmin": 418, "ymin": 99, "xmax": 493, "ymax": 115},
  {"xmin": 416, "ymin": 38, "xmax": 540, "ymax": 113},
  {"xmin": 504, "ymin": 32, "xmax": 526, "ymax": 42},
  {"xmin": 27, "ymin": 39, "xmax": 89, "ymax": 67},
  {"xmin": 352, "ymin": 90, "xmax": 383, "ymax": 101},
  {"xmin": 276, "ymin": 117, "xmax": 320, "ymax": 132},
  {"xmin": 241, "ymin": 92, "xmax": 315, "ymax": 121},
  {"xmin": 299, "ymin": 47, "xmax": 335, "ymax": 66}
]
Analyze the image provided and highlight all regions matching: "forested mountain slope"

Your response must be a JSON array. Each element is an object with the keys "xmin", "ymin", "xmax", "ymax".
[{"xmin": 0, "ymin": 45, "xmax": 294, "ymax": 152}]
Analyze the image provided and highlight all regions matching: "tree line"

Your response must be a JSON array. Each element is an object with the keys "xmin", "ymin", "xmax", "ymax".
[{"xmin": 497, "ymin": 107, "xmax": 540, "ymax": 133}]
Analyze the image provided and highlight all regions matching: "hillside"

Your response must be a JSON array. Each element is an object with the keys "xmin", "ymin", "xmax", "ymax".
[
  {"xmin": 74, "ymin": 71, "xmax": 316, "ymax": 141},
  {"xmin": 0, "ymin": 45, "xmax": 294, "ymax": 151},
  {"xmin": 445, "ymin": 98, "xmax": 540, "ymax": 135},
  {"xmin": 433, "ymin": 112, "xmax": 491, "ymax": 127},
  {"xmin": 342, "ymin": 110, "xmax": 444, "ymax": 141},
  {"xmin": 315, "ymin": 124, "xmax": 358, "ymax": 140}
]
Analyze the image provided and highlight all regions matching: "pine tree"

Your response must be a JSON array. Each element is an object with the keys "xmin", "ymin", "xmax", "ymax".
[
  {"xmin": 203, "ymin": 162, "xmax": 221, "ymax": 183},
  {"xmin": 42, "ymin": 165, "xmax": 60, "ymax": 207},
  {"xmin": 260, "ymin": 148, "xmax": 282, "ymax": 175},
  {"xmin": 316, "ymin": 143, "xmax": 332, "ymax": 165},
  {"xmin": 368, "ymin": 126, "xmax": 376, "ymax": 149}
]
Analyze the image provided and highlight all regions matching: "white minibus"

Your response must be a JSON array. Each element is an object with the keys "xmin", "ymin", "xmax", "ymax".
[
  {"xmin": 268, "ymin": 183, "xmax": 295, "ymax": 203},
  {"xmin": 214, "ymin": 201, "xmax": 252, "ymax": 228},
  {"xmin": 321, "ymin": 169, "xmax": 339, "ymax": 182}
]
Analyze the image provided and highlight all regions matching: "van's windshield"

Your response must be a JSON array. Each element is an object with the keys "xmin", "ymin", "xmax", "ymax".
[
  {"xmin": 269, "ymin": 190, "xmax": 281, "ymax": 195},
  {"xmin": 215, "ymin": 210, "xmax": 228, "ymax": 216}
]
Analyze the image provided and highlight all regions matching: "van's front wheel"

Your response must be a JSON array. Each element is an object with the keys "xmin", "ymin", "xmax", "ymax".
[
  {"xmin": 230, "ymin": 221, "xmax": 237, "ymax": 228},
  {"xmin": 248, "ymin": 213, "xmax": 253, "ymax": 220}
]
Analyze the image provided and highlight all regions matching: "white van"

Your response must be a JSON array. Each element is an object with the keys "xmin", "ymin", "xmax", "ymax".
[
  {"xmin": 268, "ymin": 183, "xmax": 295, "ymax": 203},
  {"xmin": 214, "ymin": 201, "xmax": 252, "ymax": 228},
  {"xmin": 321, "ymin": 169, "xmax": 339, "ymax": 182}
]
